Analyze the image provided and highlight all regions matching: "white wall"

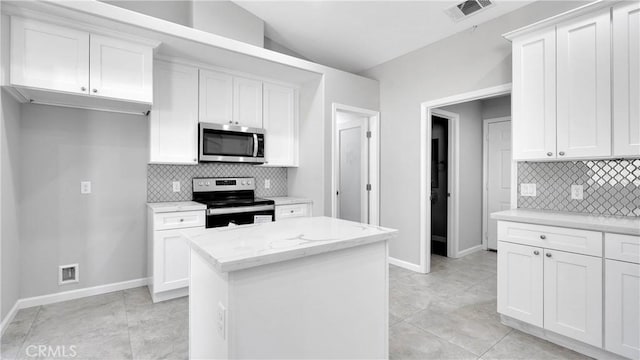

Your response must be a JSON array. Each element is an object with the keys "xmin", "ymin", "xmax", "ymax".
[
  {"xmin": 191, "ymin": 0, "xmax": 264, "ymax": 47},
  {"xmin": 361, "ymin": 1, "xmax": 586, "ymax": 266},
  {"xmin": 1, "ymin": 92, "xmax": 21, "ymax": 320},
  {"xmin": 18, "ymin": 105, "xmax": 148, "ymax": 298},
  {"xmin": 264, "ymin": 37, "xmax": 308, "ymax": 60},
  {"xmin": 438, "ymin": 101, "xmax": 483, "ymax": 253},
  {"xmin": 101, "ymin": 0, "xmax": 192, "ymax": 27},
  {"xmin": 482, "ymin": 95, "xmax": 511, "ymax": 120}
]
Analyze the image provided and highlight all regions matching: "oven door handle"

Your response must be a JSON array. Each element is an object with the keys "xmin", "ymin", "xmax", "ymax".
[
  {"xmin": 253, "ymin": 134, "xmax": 258, "ymax": 157},
  {"xmin": 207, "ymin": 204, "xmax": 274, "ymax": 216}
]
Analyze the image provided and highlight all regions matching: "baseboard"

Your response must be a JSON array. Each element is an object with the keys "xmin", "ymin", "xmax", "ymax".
[
  {"xmin": 0, "ymin": 300, "xmax": 21, "ymax": 336},
  {"xmin": 388, "ymin": 257, "xmax": 422, "ymax": 273},
  {"xmin": 455, "ymin": 244, "xmax": 483, "ymax": 258},
  {"xmin": 18, "ymin": 277, "xmax": 149, "ymax": 310},
  {"xmin": 150, "ymin": 286, "xmax": 188, "ymax": 303}
]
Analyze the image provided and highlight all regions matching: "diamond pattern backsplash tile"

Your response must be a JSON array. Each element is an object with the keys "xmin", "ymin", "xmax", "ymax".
[
  {"xmin": 517, "ymin": 159, "xmax": 640, "ymax": 217},
  {"xmin": 147, "ymin": 163, "xmax": 287, "ymax": 202}
]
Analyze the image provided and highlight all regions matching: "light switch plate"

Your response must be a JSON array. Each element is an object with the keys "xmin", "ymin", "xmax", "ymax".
[
  {"xmin": 80, "ymin": 181, "xmax": 91, "ymax": 194},
  {"xmin": 217, "ymin": 302, "xmax": 226, "ymax": 339},
  {"xmin": 571, "ymin": 184, "xmax": 584, "ymax": 200},
  {"xmin": 520, "ymin": 183, "xmax": 536, "ymax": 197},
  {"xmin": 172, "ymin": 181, "xmax": 181, "ymax": 193}
]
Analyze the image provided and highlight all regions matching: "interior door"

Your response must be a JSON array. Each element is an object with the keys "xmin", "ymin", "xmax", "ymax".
[
  {"xmin": 337, "ymin": 117, "xmax": 368, "ymax": 223},
  {"xmin": 486, "ymin": 120, "xmax": 512, "ymax": 250}
]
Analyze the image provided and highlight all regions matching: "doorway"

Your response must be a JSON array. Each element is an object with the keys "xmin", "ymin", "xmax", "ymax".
[
  {"xmin": 331, "ymin": 103, "xmax": 380, "ymax": 225},
  {"xmin": 431, "ymin": 115, "xmax": 449, "ymax": 256}
]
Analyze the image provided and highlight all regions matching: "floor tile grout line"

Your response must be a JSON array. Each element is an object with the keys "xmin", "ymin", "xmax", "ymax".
[
  {"xmin": 14, "ymin": 305, "xmax": 42, "ymax": 359},
  {"xmin": 121, "ymin": 290, "xmax": 135, "ymax": 360},
  {"xmin": 478, "ymin": 328, "xmax": 514, "ymax": 359}
]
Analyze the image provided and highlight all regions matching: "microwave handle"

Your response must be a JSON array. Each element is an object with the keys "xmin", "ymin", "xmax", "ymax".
[{"xmin": 253, "ymin": 134, "xmax": 258, "ymax": 157}]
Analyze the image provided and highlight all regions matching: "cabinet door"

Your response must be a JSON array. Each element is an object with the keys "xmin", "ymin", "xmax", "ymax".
[
  {"xmin": 154, "ymin": 229, "xmax": 190, "ymax": 293},
  {"xmin": 543, "ymin": 250, "xmax": 602, "ymax": 347},
  {"xmin": 199, "ymin": 69, "xmax": 233, "ymax": 125},
  {"xmin": 233, "ymin": 77, "xmax": 263, "ymax": 128},
  {"xmin": 605, "ymin": 260, "xmax": 640, "ymax": 360},
  {"xmin": 10, "ymin": 17, "xmax": 89, "ymax": 94},
  {"xmin": 512, "ymin": 28, "xmax": 556, "ymax": 160},
  {"xmin": 497, "ymin": 242, "xmax": 544, "ymax": 327},
  {"xmin": 150, "ymin": 61, "xmax": 199, "ymax": 164},
  {"xmin": 89, "ymin": 34, "xmax": 153, "ymax": 103},
  {"xmin": 263, "ymin": 83, "xmax": 298, "ymax": 166},
  {"xmin": 557, "ymin": 9, "xmax": 611, "ymax": 159},
  {"xmin": 613, "ymin": 2, "xmax": 640, "ymax": 157}
]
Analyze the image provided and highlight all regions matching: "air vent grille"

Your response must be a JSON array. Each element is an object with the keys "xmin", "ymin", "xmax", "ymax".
[
  {"xmin": 445, "ymin": 0, "xmax": 494, "ymax": 22},
  {"xmin": 59, "ymin": 264, "xmax": 79, "ymax": 285}
]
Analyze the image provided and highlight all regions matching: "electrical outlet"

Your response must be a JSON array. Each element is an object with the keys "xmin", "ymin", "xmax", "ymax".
[
  {"xmin": 520, "ymin": 183, "xmax": 536, "ymax": 197},
  {"xmin": 264, "ymin": 179, "xmax": 271, "ymax": 189},
  {"xmin": 217, "ymin": 302, "xmax": 226, "ymax": 339},
  {"xmin": 172, "ymin": 181, "xmax": 181, "ymax": 193},
  {"xmin": 80, "ymin": 181, "xmax": 91, "ymax": 194},
  {"xmin": 571, "ymin": 184, "xmax": 584, "ymax": 200}
]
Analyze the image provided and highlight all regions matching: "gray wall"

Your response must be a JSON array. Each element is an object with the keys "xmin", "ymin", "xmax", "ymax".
[
  {"xmin": 1, "ymin": 92, "xmax": 21, "ymax": 319},
  {"xmin": 439, "ymin": 101, "xmax": 484, "ymax": 253},
  {"xmin": 18, "ymin": 105, "xmax": 148, "ymax": 298},
  {"xmin": 481, "ymin": 95, "xmax": 511, "ymax": 120},
  {"xmin": 361, "ymin": 1, "xmax": 586, "ymax": 265},
  {"xmin": 264, "ymin": 37, "xmax": 308, "ymax": 60},
  {"xmin": 101, "ymin": 0, "xmax": 192, "ymax": 27}
]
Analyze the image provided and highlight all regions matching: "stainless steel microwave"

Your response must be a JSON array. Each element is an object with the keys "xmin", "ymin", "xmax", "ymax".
[{"xmin": 199, "ymin": 123, "xmax": 265, "ymax": 163}]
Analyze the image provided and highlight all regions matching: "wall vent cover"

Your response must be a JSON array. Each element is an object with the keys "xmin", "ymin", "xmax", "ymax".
[
  {"xmin": 59, "ymin": 264, "xmax": 79, "ymax": 285},
  {"xmin": 444, "ymin": 0, "xmax": 494, "ymax": 22}
]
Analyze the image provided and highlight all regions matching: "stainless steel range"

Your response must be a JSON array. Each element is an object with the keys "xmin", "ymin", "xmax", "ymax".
[{"xmin": 192, "ymin": 177, "xmax": 275, "ymax": 228}]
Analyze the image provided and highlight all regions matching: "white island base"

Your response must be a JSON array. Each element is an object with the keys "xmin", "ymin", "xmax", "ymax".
[{"xmin": 186, "ymin": 217, "xmax": 396, "ymax": 359}]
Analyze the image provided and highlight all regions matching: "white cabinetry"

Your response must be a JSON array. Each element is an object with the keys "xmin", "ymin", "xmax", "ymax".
[
  {"xmin": 263, "ymin": 83, "xmax": 298, "ymax": 166},
  {"xmin": 556, "ymin": 9, "xmax": 611, "ymax": 159},
  {"xmin": 233, "ymin": 77, "xmax": 263, "ymax": 128},
  {"xmin": 148, "ymin": 207, "xmax": 205, "ymax": 303},
  {"xmin": 150, "ymin": 61, "xmax": 199, "ymax": 164},
  {"xmin": 613, "ymin": 2, "xmax": 640, "ymax": 157},
  {"xmin": 275, "ymin": 203, "xmax": 312, "ymax": 220},
  {"xmin": 199, "ymin": 69, "xmax": 233, "ymax": 125}
]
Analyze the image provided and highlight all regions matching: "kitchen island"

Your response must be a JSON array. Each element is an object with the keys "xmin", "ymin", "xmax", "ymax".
[{"xmin": 183, "ymin": 216, "xmax": 397, "ymax": 359}]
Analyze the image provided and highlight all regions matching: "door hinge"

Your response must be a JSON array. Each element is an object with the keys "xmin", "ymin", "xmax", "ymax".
[
  {"xmin": 366, "ymin": 131, "xmax": 372, "ymax": 138},
  {"xmin": 366, "ymin": 184, "xmax": 372, "ymax": 191}
]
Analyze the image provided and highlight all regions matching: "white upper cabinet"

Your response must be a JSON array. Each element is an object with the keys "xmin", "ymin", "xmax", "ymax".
[
  {"xmin": 150, "ymin": 61, "xmax": 199, "ymax": 164},
  {"xmin": 10, "ymin": 17, "xmax": 89, "ymax": 95},
  {"xmin": 262, "ymin": 83, "xmax": 298, "ymax": 167},
  {"xmin": 556, "ymin": 9, "xmax": 611, "ymax": 159},
  {"xmin": 512, "ymin": 28, "xmax": 557, "ymax": 160},
  {"xmin": 233, "ymin": 77, "xmax": 263, "ymax": 128},
  {"xmin": 613, "ymin": 2, "xmax": 640, "ymax": 157},
  {"xmin": 199, "ymin": 69, "xmax": 233, "ymax": 125},
  {"xmin": 89, "ymin": 34, "xmax": 153, "ymax": 103}
]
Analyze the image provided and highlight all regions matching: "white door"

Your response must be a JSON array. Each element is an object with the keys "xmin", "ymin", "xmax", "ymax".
[
  {"xmin": 199, "ymin": 69, "xmax": 233, "ymax": 125},
  {"xmin": 233, "ymin": 77, "xmax": 263, "ymax": 128},
  {"xmin": 486, "ymin": 120, "xmax": 512, "ymax": 250},
  {"xmin": 337, "ymin": 116, "xmax": 368, "ymax": 223},
  {"xmin": 149, "ymin": 61, "xmax": 199, "ymax": 164},
  {"xmin": 10, "ymin": 17, "xmax": 89, "ymax": 94},
  {"xmin": 89, "ymin": 34, "xmax": 153, "ymax": 103},
  {"xmin": 556, "ymin": 9, "xmax": 611, "ymax": 159},
  {"xmin": 512, "ymin": 28, "xmax": 556, "ymax": 160},
  {"xmin": 497, "ymin": 241, "xmax": 544, "ymax": 327},
  {"xmin": 605, "ymin": 259, "xmax": 640, "ymax": 360},
  {"xmin": 154, "ymin": 230, "xmax": 190, "ymax": 293},
  {"xmin": 262, "ymin": 83, "xmax": 298, "ymax": 167},
  {"xmin": 543, "ymin": 250, "xmax": 603, "ymax": 347},
  {"xmin": 613, "ymin": 2, "xmax": 640, "ymax": 157}
]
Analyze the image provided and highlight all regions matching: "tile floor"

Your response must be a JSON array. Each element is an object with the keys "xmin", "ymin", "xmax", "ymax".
[{"xmin": 1, "ymin": 251, "xmax": 589, "ymax": 359}]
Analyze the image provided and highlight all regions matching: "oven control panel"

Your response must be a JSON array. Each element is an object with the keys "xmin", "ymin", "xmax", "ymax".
[{"xmin": 193, "ymin": 177, "xmax": 255, "ymax": 192}]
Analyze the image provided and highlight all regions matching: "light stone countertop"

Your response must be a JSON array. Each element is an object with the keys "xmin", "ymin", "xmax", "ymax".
[
  {"xmin": 147, "ymin": 201, "xmax": 206, "ymax": 213},
  {"xmin": 264, "ymin": 196, "xmax": 313, "ymax": 205},
  {"xmin": 183, "ymin": 216, "xmax": 397, "ymax": 273},
  {"xmin": 491, "ymin": 209, "xmax": 640, "ymax": 236}
]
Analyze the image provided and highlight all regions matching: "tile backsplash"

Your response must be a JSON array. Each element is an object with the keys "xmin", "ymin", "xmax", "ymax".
[
  {"xmin": 517, "ymin": 159, "xmax": 640, "ymax": 217},
  {"xmin": 147, "ymin": 163, "xmax": 287, "ymax": 202}
]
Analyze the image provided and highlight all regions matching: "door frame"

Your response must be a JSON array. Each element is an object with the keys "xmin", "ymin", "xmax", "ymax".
[
  {"xmin": 419, "ymin": 83, "xmax": 512, "ymax": 274},
  {"xmin": 482, "ymin": 117, "xmax": 515, "ymax": 250},
  {"xmin": 331, "ymin": 103, "xmax": 380, "ymax": 225}
]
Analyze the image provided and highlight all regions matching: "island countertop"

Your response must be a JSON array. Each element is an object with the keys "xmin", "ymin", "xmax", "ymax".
[{"xmin": 183, "ymin": 216, "xmax": 397, "ymax": 273}]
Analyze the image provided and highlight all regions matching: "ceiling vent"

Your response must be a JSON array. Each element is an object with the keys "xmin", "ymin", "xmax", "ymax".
[{"xmin": 444, "ymin": 0, "xmax": 495, "ymax": 22}]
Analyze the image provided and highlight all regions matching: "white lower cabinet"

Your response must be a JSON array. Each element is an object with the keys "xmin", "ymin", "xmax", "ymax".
[{"xmin": 275, "ymin": 203, "xmax": 312, "ymax": 220}]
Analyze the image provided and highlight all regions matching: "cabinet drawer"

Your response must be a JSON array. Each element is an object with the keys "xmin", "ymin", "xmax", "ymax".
[
  {"xmin": 498, "ymin": 221, "xmax": 602, "ymax": 257},
  {"xmin": 606, "ymin": 233, "xmax": 640, "ymax": 264},
  {"xmin": 153, "ymin": 210, "xmax": 205, "ymax": 230},
  {"xmin": 276, "ymin": 204, "xmax": 309, "ymax": 220}
]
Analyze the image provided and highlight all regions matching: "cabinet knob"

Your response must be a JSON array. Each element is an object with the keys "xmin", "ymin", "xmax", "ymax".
[
  {"xmin": 540, "ymin": 235, "xmax": 546, "ymax": 240},
  {"xmin": 193, "ymin": 158, "xmax": 197, "ymax": 162},
  {"xmin": 559, "ymin": 151, "xmax": 565, "ymax": 156},
  {"xmin": 546, "ymin": 253, "xmax": 552, "ymax": 258},
  {"xmin": 92, "ymin": 89, "xmax": 98, "ymax": 93},
  {"xmin": 547, "ymin": 152, "xmax": 553, "ymax": 157},
  {"xmin": 290, "ymin": 210, "xmax": 294, "ymax": 213},
  {"xmin": 235, "ymin": 121, "xmax": 239, "ymax": 125},
  {"xmin": 229, "ymin": 121, "xmax": 232, "ymax": 124},
  {"xmin": 81, "ymin": 86, "xmax": 86, "ymax": 91},
  {"xmin": 534, "ymin": 250, "xmax": 540, "ymax": 255},
  {"xmin": 180, "ymin": 219, "xmax": 184, "ymax": 222}
]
